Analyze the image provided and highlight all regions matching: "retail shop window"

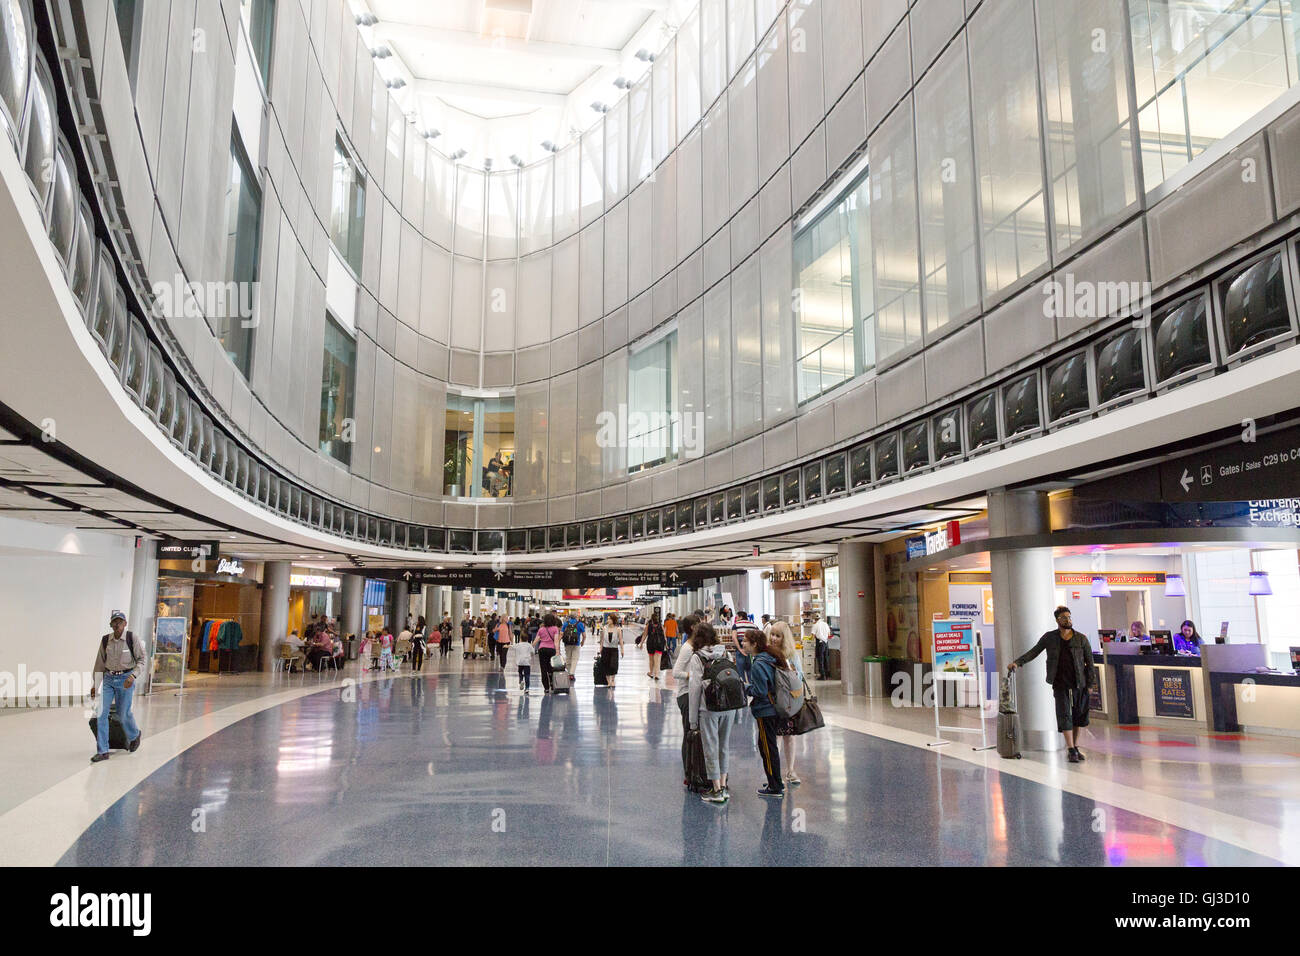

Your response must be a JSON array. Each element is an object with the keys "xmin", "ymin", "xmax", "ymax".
[
  {"xmin": 240, "ymin": 0, "xmax": 275, "ymax": 87},
  {"xmin": 443, "ymin": 392, "xmax": 514, "ymax": 498},
  {"xmin": 0, "ymin": 0, "xmax": 32, "ymax": 148},
  {"xmin": 222, "ymin": 131, "xmax": 261, "ymax": 380},
  {"xmin": 331, "ymin": 134, "xmax": 366, "ymax": 275},
  {"xmin": 1131, "ymin": 0, "xmax": 1300, "ymax": 190},
  {"xmin": 628, "ymin": 328, "xmax": 679, "ymax": 473},
  {"xmin": 319, "ymin": 313, "xmax": 356, "ymax": 466}
]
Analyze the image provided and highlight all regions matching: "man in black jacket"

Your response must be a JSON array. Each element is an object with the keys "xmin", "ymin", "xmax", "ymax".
[{"xmin": 1008, "ymin": 606, "xmax": 1097, "ymax": 763}]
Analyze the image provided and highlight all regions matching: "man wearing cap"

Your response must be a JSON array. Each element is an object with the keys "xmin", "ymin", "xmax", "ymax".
[{"xmin": 90, "ymin": 610, "xmax": 144, "ymax": 763}]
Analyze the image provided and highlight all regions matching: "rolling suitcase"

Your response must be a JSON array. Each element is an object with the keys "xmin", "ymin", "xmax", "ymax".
[
  {"xmin": 593, "ymin": 656, "xmax": 608, "ymax": 686},
  {"xmin": 552, "ymin": 660, "xmax": 572, "ymax": 694},
  {"xmin": 88, "ymin": 706, "xmax": 129, "ymax": 751},
  {"xmin": 997, "ymin": 672, "xmax": 1023, "ymax": 759}
]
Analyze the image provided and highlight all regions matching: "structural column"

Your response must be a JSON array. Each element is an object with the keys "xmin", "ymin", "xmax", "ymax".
[
  {"xmin": 127, "ymin": 539, "xmax": 159, "ymax": 693},
  {"xmin": 987, "ymin": 489, "xmax": 1059, "ymax": 751},
  {"xmin": 340, "ymin": 573, "xmax": 364, "ymax": 641},
  {"xmin": 392, "ymin": 579, "xmax": 409, "ymax": 631},
  {"xmin": 259, "ymin": 561, "xmax": 292, "ymax": 672},
  {"xmin": 470, "ymin": 590, "xmax": 481, "ymax": 621},
  {"xmin": 451, "ymin": 588, "xmax": 465, "ymax": 630},
  {"xmin": 424, "ymin": 584, "xmax": 442, "ymax": 626},
  {"xmin": 838, "ymin": 541, "xmax": 877, "ymax": 695}
]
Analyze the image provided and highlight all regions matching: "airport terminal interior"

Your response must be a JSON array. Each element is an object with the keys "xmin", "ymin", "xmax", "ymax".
[{"xmin": 2, "ymin": 0, "xmax": 1300, "ymax": 870}]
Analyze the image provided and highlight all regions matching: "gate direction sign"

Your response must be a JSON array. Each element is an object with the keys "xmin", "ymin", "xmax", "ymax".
[
  {"xmin": 344, "ymin": 568, "xmax": 744, "ymax": 589},
  {"xmin": 1075, "ymin": 423, "xmax": 1300, "ymax": 503}
]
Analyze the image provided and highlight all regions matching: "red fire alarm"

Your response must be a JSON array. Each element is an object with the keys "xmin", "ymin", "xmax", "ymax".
[{"xmin": 857, "ymin": 590, "xmax": 865, "ymax": 598}]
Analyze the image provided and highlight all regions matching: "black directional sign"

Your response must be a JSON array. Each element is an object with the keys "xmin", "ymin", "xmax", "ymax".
[
  {"xmin": 346, "ymin": 568, "xmax": 740, "ymax": 589},
  {"xmin": 1076, "ymin": 423, "xmax": 1300, "ymax": 503}
]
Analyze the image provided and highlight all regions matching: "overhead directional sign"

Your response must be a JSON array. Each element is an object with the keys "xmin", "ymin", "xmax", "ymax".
[
  {"xmin": 1076, "ymin": 423, "xmax": 1300, "ymax": 503},
  {"xmin": 347, "ymin": 568, "xmax": 744, "ymax": 589}
]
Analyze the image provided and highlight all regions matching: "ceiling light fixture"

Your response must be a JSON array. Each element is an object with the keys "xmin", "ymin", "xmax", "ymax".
[
  {"xmin": 370, "ymin": 45, "xmax": 392, "ymax": 59},
  {"xmin": 540, "ymin": 140, "xmax": 559, "ymax": 153},
  {"xmin": 635, "ymin": 48, "xmax": 655, "ymax": 62},
  {"xmin": 449, "ymin": 149, "xmax": 467, "ymax": 161},
  {"xmin": 424, "ymin": 129, "xmax": 441, "ymax": 139},
  {"xmin": 1164, "ymin": 573, "xmax": 1187, "ymax": 597},
  {"xmin": 590, "ymin": 101, "xmax": 609, "ymax": 113},
  {"xmin": 1090, "ymin": 575, "xmax": 1111, "ymax": 598},
  {"xmin": 355, "ymin": 12, "xmax": 377, "ymax": 26},
  {"xmin": 613, "ymin": 77, "xmax": 630, "ymax": 89},
  {"xmin": 509, "ymin": 154, "xmax": 524, "ymax": 167},
  {"xmin": 386, "ymin": 77, "xmax": 406, "ymax": 90},
  {"xmin": 1248, "ymin": 571, "xmax": 1273, "ymax": 596}
]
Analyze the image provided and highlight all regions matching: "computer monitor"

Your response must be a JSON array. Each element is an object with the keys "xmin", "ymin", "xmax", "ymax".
[
  {"xmin": 1098, "ymin": 628, "xmax": 1118, "ymax": 644},
  {"xmin": 1289, "ymin": 646, "xmax": 1300, "ymax": 670},
  {"xmin": 1149, "ymin": 629, "xmax": 1173, "ymax": 652}
]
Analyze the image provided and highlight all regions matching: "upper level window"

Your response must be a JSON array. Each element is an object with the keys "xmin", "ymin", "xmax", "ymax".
[
  {"xmin": 331, "ymin": 134, "xmax": 365, "ymax": 275},
  {"xmin": 113, "ymin": 0, "xmax": 141, "ymax": 86},
  {"xmin": 222, "ymin": 131, "xmax": 261, "ymax": 380},
  {"xmin": 443, "ymin": 393, "xmax": 514, "ymax": 498},
  {"xmin": 628, "ymin": 329, "xmax": 678, "ymax": 473},
  {"xmin": 1131, "ymin": 0, "xmax": 1300, "ymax": 189},
  {"xmin": 793, "ymin": 171, "xmax": 871, "ymax": 404},
  {"xmin": 240, "ymin": 0, "xmax": 275, "ymax": 87},
  {"xmin": 319, "ymin": 314, "xmax": 355, "ymax": 467}
]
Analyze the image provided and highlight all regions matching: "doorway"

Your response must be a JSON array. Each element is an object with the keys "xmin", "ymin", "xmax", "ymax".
[{"xmin": 1096, "ymin": 588, "xmax": 1150, "ymax": 635}]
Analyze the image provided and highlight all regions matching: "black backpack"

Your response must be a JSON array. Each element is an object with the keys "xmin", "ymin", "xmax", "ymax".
[
  {"xmin": 100, "ymin": 631, "xmax": 138, "ymax": 666},
  {"xmin": 561, "ymin": 621, "xmax": 580, "ymax": 646},
  {"xmin": 702, "ymin": 655, "xmax": 747, "ymax": 711}
]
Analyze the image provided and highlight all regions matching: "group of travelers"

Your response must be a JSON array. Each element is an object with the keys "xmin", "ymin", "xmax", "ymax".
[
  {"xmin": 670, "ymin": 608, "xmax": 821, "ymax": 806},
  {"xmin": 287, "ymin": 616, "xmax": 346, "ymax": 672}
]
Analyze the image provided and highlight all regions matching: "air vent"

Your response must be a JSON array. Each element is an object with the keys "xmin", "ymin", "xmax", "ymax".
[
  {"xmin": 931, "ymin": 408, "xmax": 962, "ymax": 461},
  {"xmin": 1151, "ymin": 294, "xmax": 1211, "ymax": 383},
  {"xmin": 1221, "ymin": 251, "xmax": 1291, "ymax": 357},
  {"xmin": 1045, "ymin": 352, "xmax": 1090, "ymax": 422},
  {"xmin": 965, "ymin": 390, "xmax": 999, "ymax": 450},
  {"xmin": 1095, "ymin": 327, "xmax": 1146, "ymax": 405},
  {"xmin": 901, "ymin": 422, "xmax": 929, "ymax": 472},
  {"xmin": 1003, "ymin": 373, "xmax": 1041, "ymax": 437}
]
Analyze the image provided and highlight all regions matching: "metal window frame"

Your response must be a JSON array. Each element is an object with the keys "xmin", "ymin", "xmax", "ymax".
[
  {"xmin": 802, "ymin": 460, "xmax": 823, "ymax": 503},
  {"xmin": 823, "ymin": 453, "xmax": 848, "ymax": 498},
  {"xmin": 0, "ymin": 0, "xmax": 33, "ymax": 152},
  {"xmin": 47, "ymin": 132, "xmax": 78, "ymax": 269},
  {"xmin": 872, "ymin": 432, "xmax": 901, "ymax": 483},
  {"xmin": 964, "ymin": 387, "xmax": 1002, "ymax": 454},
  {"xmin": 900, "ymin": 420, "xmax": 932, "ymax": 474},
  {"xmin": 849, "ymin": 443, "xmax": 872, "ymax": 489}
]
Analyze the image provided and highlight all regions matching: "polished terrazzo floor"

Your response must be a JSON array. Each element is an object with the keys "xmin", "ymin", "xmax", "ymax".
[{"xmin": 45, "ymin": 645, "xmax": 1280, "ymax": 867}]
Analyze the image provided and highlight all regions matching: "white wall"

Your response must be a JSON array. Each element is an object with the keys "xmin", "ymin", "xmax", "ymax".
[{"xmin": 0, "ymin": 516, "xmax": 135, "ymax": 703}]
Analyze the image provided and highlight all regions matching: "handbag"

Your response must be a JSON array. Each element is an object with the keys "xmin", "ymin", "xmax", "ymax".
[{"xmin": 790, "ymin": 679, "xmax": 825, "ymax": 735}]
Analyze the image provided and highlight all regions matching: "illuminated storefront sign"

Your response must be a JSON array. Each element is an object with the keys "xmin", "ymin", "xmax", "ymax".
[
  {"xmin": 291, "ymin": 573, "xmax": 342, "ymax": 590},
  {"xmin": 1054, "ymin": 572, "xmax": 1165, "ymax": 586},
  {"xmin": 215, "ymin": 558, "xmax": 245, "ymax": 576}
]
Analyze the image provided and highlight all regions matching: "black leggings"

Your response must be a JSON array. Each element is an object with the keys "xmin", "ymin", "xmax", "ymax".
[
  {"xmin": 439, "ymin": 637, "xmax": 451, "ymax": 658},
  {"xmin": 755, "ymin": 714, "xmax": 783, "ymax": 791},
  {"xmin": 411, "ymin": 643, "xmax": 425, "ymax": 671},
  {"xmin": 538, "ymin": 648, "xmax": 556, "ymax": 690},
  {"xmin": 497, "ymin": 643, "xmax": 510, "ymax": 668}
]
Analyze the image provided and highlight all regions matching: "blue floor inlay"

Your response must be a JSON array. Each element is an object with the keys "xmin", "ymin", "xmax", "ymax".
[{"xmin": 58, "ymin": 670, "xmax": 1277, "ymax": 866}]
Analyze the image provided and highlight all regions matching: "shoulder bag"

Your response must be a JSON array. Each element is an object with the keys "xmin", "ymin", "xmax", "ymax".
[{"xmin": 790, "ymin": 678, "xmax": 825, "ymax": 734}]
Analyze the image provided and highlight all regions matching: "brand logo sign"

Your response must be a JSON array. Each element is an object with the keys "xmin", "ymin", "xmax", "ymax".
[
  {"xmin": 215, "ymin": 558, "xmax": 245, "ymax": 577},
  {"xmin": 290, "ymin": 573, "xmax": 341, "ymax": 590},
  {"xmin": 49, "ymin": 886, "xmax": 152, "ymax": 936}
]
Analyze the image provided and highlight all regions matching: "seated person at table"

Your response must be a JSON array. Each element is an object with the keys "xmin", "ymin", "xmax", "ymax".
[
  {"xmin": 1128, "ymin": 621, "xmax": 1147, "ymax": 643},
  {"xmin": 306, "ymin": 630, "xmax": 334, "ymax": 670},
  {"xmin": 1173, "ymin": 620, "xmax": 1203, "ymax": 656}
]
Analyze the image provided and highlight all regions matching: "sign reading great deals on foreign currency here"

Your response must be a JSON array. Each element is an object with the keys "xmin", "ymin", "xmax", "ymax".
[
  {"xmin": 932, "ymin": 619, "xmax": 977, "ymax": 680},
  {"xmin": 1153, "ymin": 668, "xmax": 1196, "ymax": 719}
]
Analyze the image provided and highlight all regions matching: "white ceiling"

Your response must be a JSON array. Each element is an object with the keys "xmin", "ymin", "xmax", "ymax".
[{"xmin": 352, "ymin": 0, "xmax": 689, "ymax": 160}]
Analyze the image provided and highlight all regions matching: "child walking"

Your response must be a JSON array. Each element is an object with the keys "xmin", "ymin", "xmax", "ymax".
[{"xmin": 514, "ymin": 639, "xmax": 536, "ymax": 692}]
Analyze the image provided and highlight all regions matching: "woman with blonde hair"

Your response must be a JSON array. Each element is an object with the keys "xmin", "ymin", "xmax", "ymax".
[{"xmin": 768, "ymin": 620, "xmax": 806, "ymax": 787}]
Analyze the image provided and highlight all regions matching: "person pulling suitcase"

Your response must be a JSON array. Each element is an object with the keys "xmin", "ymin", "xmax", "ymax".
[{"xmin": 90, "ymin": 610, "xmax": 145, "ymax": 763}]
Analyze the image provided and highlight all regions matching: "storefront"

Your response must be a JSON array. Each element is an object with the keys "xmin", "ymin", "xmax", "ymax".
[
  {"xmin": 288, "ymin": 568, "xmax": 342, "ymax": 638},
  {"xmin": 155, "ymin": 556, "xmax": 264, "ymax": 676}
]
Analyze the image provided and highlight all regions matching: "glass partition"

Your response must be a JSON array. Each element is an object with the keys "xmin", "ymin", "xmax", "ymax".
[
  {"xmin": 319, "ymin": 314, "xmax": 356, "ymax": 466},
  {"xmin": 443, "ymin": 392, "xmax": 515, "ymax": 498}
]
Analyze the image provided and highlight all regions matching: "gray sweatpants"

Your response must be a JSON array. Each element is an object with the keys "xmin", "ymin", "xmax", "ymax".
[{"xmin": 699, "ymin": 709, "xmax": 741, "ymax": 781}]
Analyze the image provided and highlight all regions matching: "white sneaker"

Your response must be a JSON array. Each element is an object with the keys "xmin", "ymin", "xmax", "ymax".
[{"xmin": 785, "ymin": 772, "xmax": 802, "ymax": 786}]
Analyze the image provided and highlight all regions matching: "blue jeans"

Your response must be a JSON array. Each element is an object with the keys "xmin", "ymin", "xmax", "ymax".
[
  {"xmin": 96, "ymin": 673, "xmax": 140, "ymax": 754},
  {"xmin": 736, "ymin": 651, "xmax": 752, "ymax": 685}
]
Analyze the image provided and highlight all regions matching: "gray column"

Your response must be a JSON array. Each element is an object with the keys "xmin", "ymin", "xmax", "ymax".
[
  {"xmin": 340, "ymin": 574, "xmax": 364, "ymax": 640},
  {"xmin": 988, "ymin": 489, "xmax": 1059, "ymax": 751},
  {"xmin": 128, "ymin": 539, "xmax": 159, "ymax": 694},
  {"xmin": 392, "ymin": 579, "xmax": 410, "ymax": 630},
  {"xmin": 451, "ymin": 588, "xmax": 465, "ymax": 630},
  {"xmin": 838, "ymin": 541, "xmax": 877, "ymax": 694},
  {"xmin": 423, "ymin": 584, "xmax": 441, "ymax": 626},
  {"xmin": 260, "ymin": 561, "xmax": 292, "ymax": 672},
  {"xmin": 470, "ymin": 591, "xmax": 481, "ymax": 619}
]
